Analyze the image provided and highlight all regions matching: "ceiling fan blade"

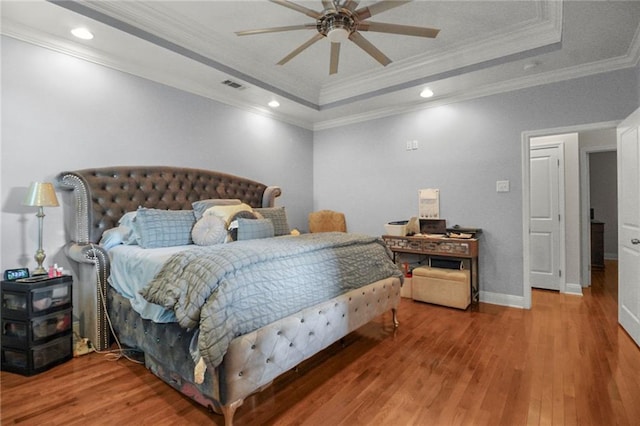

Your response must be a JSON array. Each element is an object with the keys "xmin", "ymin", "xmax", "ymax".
[
  {"xmin": 329, "ymin": 42, "xmax": 340, "ymax": 75},
  {"xmin": 236, "ymin": 24, "xmax": 317, "ymax": 36},
  {"xmin": 342, "ymin": 0, "xmax": 360, "ymax": 12},
  {"xmin": 270, "ymin": 0, "xmax": 323, "ymax": 19},
  {"xmin": 355, "ymin": 0, "xmax": 411, "ymax": 20},
  {"xmin": 277, "ymin": 33, "xmax": 325, "ymax": 65},
  {"xmin": 349, "ymin": 31, "xmax": 391, "ymax": 66},
  {"xmin": 357, "ymin": 21, "xmax": 439, "ymax": 38},
  {"xmin": 321, "ymin": 0, "xmax": 336, "ymax": 12}
]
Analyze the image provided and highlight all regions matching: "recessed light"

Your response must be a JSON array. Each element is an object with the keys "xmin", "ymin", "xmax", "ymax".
[
  {"xmin": 268, "ymin": 100, "xmax": 280, "ymax": 108},
  {"xmin": 71, "ymin": 28, "xmax": 94, "ymax": 40},
  {"xmin": 420, "ymin": 88, "xmax": 434, "ymax": 98}
]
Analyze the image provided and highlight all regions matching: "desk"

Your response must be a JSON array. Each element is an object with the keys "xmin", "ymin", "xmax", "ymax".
[{"xmin": 382, "ymin": 235, "xmax": 479, "ymax": 303}]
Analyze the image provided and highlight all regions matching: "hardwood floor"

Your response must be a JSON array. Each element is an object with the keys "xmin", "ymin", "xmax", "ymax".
[{"xmin": 2, "ymin": 260, "xmax": 639, "ymax": 425}]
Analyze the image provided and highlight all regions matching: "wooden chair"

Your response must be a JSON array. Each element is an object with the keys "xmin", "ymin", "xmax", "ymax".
[{"xmin": 308, "ymin": 210, "xmax": 347, "ymax": 233}]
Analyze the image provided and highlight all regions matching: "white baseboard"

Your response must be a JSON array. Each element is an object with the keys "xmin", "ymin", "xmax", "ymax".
[
  {"xmin": 479, "ymin": 291, "xmax": 525, "ymax": 309},
  {"xmin": 564, "ymin": 282, "xmax": 583, "ymax": 296}
]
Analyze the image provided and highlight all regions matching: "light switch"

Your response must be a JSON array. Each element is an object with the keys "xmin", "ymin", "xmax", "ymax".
[
  {"xmin": 412, "ymin": 140, "xmax": 419, "ymax": 150},
  {"xmin": 496, "ymin": 180, "xmax": 510, "ymax": 192}
]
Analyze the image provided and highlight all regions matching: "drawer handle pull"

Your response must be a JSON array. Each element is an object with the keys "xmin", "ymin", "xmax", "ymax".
[{"xmin": 632, "ymin": 238, "xmax": 640, "ymax": 245}]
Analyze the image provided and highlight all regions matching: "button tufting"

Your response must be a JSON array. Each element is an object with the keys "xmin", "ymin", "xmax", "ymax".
[
  {"xmin": 239, "ymin": 371, "xmax": 243, "ymax": 376},
  {"xmin": 251, "ymin": 344, "xmax": 256, "ymax": 350}
]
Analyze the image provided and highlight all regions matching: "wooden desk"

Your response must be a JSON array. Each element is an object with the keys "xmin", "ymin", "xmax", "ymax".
[{"xmin": 382, "ymin": 235, "xmax": 479, "ymax": 303}]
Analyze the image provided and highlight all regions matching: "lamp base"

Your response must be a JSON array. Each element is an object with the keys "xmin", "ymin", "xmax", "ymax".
[{"xmin": 33, "ymin": 248, "xmax": 47, "ymax": 276}]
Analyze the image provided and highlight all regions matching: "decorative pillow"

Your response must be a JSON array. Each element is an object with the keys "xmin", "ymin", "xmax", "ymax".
[
  {"xmin": 236, "ymin": 218, "xmax": 275, "ymax": 241},
  {"xmin": 99, "ymin": 226, "xmax": 132, "ymax": 250},
  {"xmin": 118, "ymin": 211, "xmax": 137, "ymax": 227},
  {"xmin": 117, "ymin": 212, "xmax": 140, "ymax": 245},
  {"xmin": 192, "ymin": 199, "xmax": 242, "ymax": 220},
  {"xmin": 227, "ymin": 211, "xmax": 259, "ymax": 241},
  {"xmin": 254, "ymin": 207, "xmax": 290, "ymax": 236},
  {"xmin": 133, "ymin": 208, "xmax": 196, "ymax": 249},
  {"xmin": 203, "ymin": 203, "xmax": 253, "ymax": 225},
  {"xmin": 191, "ymin": 215, "xmax": 227, "ymax": 246}
]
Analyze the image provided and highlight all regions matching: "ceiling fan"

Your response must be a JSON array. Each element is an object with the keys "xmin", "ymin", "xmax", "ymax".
[{"xmin": 236, "ymin": 0, "xmax": 439, "ymax": 75}]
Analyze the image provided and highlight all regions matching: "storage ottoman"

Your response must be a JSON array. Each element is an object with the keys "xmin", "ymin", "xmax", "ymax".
[{"xmin": 412, "ymin": 266, "xmax": 470, "ymax": 310}]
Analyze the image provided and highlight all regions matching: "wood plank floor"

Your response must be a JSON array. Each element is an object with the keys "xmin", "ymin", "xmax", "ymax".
[{"xmin": 2, "ymin": 260, "xmax": 639, "ymax": 425}]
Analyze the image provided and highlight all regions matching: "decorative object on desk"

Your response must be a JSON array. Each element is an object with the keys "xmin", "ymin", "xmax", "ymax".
[
  {"xmin": 23, "ymin": 182, "xmax": 59, "ymax": 275},
  {"xmin": 419, "ymin": 188, "xmax": 440, "ymax": 219},
  {"xmin": 384, "ymin": 220, "xmax": 408, "ymax": 236},
  {"xmin": 419, "ymin": 218, "xmax": 447, "ymax": 235},
  {"xmin": 407, "ymin": 216, "xmax": 420, "ymax": 235}
]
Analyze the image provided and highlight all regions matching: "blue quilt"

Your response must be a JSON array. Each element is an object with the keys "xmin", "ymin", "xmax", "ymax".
[{"xmin": 141, "ymin": 232, "xmax": 402, "ymax": 368}]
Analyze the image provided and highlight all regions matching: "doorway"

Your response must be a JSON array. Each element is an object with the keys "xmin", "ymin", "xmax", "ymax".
[{"xmin": 522, "ymin": 121, "xmax": 619, "ymax": 309}]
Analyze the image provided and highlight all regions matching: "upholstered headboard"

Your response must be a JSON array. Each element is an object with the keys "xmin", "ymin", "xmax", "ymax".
[
  {"xmin": 57, "ymin": 166, "xmax": 281, "ymax": 244},
  {"xmin": 55, "ymin": 166, "xmax": 281, "ymax": 350}
]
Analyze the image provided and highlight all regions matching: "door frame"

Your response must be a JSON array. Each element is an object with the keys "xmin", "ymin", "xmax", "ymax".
[{"xmin": 521, "ymin": 120, "xmax": 619, "ymax": 309}]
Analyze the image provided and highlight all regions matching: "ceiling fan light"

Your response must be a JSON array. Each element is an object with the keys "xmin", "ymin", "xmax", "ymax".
[{"xmin": 327, "ymin": 27, "xmax": 349, "ymax": 43}]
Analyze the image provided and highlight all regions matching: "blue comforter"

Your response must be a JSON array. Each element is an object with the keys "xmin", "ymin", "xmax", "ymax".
[{"xmin": 141, "ymin": 232, "xmax": 402, "ymax": 368}]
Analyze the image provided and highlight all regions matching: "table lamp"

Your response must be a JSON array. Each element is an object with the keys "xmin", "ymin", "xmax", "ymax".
[{"xmin": 23, "ymin": 182, "xmax": 59, "ymax": 275}]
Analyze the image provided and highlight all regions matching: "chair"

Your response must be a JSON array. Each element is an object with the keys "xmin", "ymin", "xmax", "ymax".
[{"xmin": 308, "ymin": 210, "xmax": 347, "ymax": 233}]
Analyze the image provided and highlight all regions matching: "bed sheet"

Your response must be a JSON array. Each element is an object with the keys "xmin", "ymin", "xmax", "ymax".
[{"xmin": 108, "ymin": 244, "xmax": 190, "ymax": 323}]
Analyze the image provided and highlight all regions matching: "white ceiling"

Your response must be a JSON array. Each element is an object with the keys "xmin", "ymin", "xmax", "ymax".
[{"xmin": 2, "ymin": 0, "xmax": 640, "ymax": 130}]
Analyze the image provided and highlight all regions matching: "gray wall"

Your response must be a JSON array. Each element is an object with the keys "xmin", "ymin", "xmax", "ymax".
[
  {"xmin": 590, "ymin": 151, "xmax": 618, "ymax": 258},
  {"xmin": 314, "ymin": 68, "xmax": 639, "ymax": 299},
  {"xmin": 1, "ymin": 36, "xmax": 313, "ymax": 271}
]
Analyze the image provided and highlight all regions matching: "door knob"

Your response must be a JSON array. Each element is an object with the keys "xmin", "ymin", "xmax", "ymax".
[{"xmin": 632, "ymin": 238, "xmax": 640, "ymax": 245}]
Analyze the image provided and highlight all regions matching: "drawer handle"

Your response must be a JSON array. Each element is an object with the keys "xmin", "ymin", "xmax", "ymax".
[{"xmin": 632, "ymin": 238, "xmax": 640, "ymax": 245}]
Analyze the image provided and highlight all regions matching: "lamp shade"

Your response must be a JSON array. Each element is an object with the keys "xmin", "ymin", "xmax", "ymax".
[{"xmin": 23, "ymin": 182, "xmax": 59, "ymax": 207}]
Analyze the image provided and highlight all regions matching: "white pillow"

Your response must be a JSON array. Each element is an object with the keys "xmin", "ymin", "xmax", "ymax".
[{"xmin": 191, "ymin": 215, "xmax": 227, "ymax": 246}]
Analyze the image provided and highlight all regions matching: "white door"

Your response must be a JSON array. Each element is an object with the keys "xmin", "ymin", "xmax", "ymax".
[
  {"xmin": 617, "ymin": 108, "xmax": 640, "ymax": 348},
  {"xmin": 530, "ymin": 146, "xmax": 563, "ymax": 291}
]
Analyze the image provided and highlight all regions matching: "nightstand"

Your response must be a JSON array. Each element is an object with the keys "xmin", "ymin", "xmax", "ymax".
[{"xmin": 1, "ymin": 275, "xmax": 73, "ymax": 376}]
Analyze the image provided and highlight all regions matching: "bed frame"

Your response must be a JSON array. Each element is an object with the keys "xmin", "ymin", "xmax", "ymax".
[{"xmin": 57, "ymin": 166, "xmax": 401, "ymax": 425}]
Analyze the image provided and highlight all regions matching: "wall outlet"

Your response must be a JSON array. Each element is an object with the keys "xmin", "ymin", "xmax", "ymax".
[{"xmin": 406, "ymin": 140, "xmax": 412, "ymax": 150}]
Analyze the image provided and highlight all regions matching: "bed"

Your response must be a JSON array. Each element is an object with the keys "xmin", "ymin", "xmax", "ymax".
[{"xmin": 56, "ymin": 166, "xmax": 402, "ymax": 425}]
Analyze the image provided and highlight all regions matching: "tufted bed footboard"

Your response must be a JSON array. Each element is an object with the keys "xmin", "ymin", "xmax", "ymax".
[{"xmin": 109, "ymin": 276, "xmax": 401, "ymax": 425}]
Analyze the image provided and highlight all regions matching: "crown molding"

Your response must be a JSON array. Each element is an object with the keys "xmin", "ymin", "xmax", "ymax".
[{"xmin": 313, "ymin": 52, "xmax": 639, "ymax": 131}]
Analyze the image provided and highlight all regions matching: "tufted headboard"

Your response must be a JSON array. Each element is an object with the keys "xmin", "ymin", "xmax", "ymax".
[{"xmin": 57, "ymin": 166, "xmax": 281, "ymax": 244}]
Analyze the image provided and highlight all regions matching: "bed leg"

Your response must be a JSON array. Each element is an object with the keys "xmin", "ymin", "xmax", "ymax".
[
  {"xmin": 221, "ymin": 399, "xmax": 243, "ymax": 426},
  {"xmin": 392, "ymin": 308, "xmax": 399, "ymax": 328}
]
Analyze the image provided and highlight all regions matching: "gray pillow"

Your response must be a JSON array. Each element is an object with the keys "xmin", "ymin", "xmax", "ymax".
[
  {"xmin": 236, "ymin": 218, "xmax": 274, "ymax": 241},
  {"xmin": 254, "ymin": 207, "xmax": 290, "ymax": 236},
  {"xmin": 192, "ymin": 215, "xmax": 227, "ymax": 246},
  {"xmin": 227, "ymin": 210, "xmax": 259, "ymax": 241},
  {"xmin": 192, "ymin": 199, "xmax": 242, "ymax": 220},
  {"xmin": 133, "ymin": 208, "xmax": 196, "ymax": 248}
]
